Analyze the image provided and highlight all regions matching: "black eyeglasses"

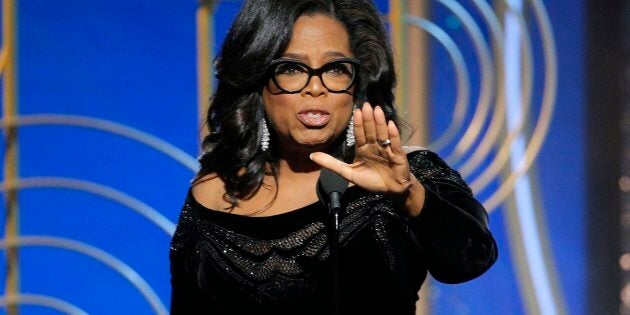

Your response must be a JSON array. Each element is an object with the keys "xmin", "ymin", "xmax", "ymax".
[{"xmin": 267, "ymin": 58, "xmax": 360, "ymax": 94}]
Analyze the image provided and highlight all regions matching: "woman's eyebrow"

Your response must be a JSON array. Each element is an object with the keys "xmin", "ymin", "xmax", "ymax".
[
  {"xmin": 280, "ymin": 52, "xmax": 306, "ymax": 60},
  {"xmin": 324, "ymin": 51, "xmax": 349, "ymax": 58},
  {"xmin": 280, "ymin": 51, "xmax": 349, "ymax": 60}
]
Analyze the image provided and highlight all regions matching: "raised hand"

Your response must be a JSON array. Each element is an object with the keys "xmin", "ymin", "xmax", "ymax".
[{"xmin": 310, "ymin": 103, "xmax": 413, "ymax": 197}]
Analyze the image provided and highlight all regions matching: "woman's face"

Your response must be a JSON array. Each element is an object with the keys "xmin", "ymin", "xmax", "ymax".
[{"xmin": 262, "ymin": 14, "xmax": 355, "ymax": 154}]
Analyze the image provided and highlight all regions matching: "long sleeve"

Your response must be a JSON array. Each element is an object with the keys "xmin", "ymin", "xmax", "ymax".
[{"xmin": 407, "ymin": 150, "xmax": 498, "ymax": 283}]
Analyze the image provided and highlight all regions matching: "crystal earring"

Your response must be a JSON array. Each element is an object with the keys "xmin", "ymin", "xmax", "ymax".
[
  {"xmin": 260, "ymin": 118, "xmax": 270, "ymax": 152},
  {"xmin": 346, "ymin": 116, "xmax": 355, "ymax": 147}
]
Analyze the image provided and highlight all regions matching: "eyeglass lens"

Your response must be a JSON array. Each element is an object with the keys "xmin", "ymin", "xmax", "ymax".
[{"xmin": 273, "ymin": 61, "xmax": 356, "ymax": 92}]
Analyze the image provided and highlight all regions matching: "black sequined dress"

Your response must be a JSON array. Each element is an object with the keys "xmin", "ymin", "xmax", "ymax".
[{"xmin": 169, "ymin": 150, "xmax": 497, "ymax": 314}]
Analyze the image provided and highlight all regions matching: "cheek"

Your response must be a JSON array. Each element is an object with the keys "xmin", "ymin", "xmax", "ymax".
[
  {"xmin": 336, "ymin": 95, "xmax": 355, "ymax": 117},
  {"xmin": 262, "ymin": 92, "xmax": 294, "ymax": 129},
  {"xmin": 263, "ymin": 93, "xmax": 290, "ymax": 114},
  {"xmin": 335, "ymin": 106, "xmax": 354, "ymax": 131},
  {"xmin": 265, "ymin": 81, "xmax": 283, "ymax": 95}
]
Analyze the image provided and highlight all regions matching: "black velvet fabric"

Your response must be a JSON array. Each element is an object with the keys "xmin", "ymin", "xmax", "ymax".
[{"xmin": 169, "ymin": 150, "xmax": 497, "ymax": 314}]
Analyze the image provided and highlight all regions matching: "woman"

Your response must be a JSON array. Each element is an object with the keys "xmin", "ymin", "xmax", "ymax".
[{"xmin": 170, "ymin": 0, "xmax": 497, "ymax": 314}]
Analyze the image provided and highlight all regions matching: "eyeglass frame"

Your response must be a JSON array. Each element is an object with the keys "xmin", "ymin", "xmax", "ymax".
[{"xmin": 266, "ymin": 57, "xmax": 361, "ymax": 94}]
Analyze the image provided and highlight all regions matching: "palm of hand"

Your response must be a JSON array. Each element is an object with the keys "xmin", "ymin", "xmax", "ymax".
[
  {"xmin": 311, "ymin": 103, "xmax": 413, "ymax": 197},
  {"xmin": 348, "ymin": 144, "xmax": 411, "ymax": 195}
]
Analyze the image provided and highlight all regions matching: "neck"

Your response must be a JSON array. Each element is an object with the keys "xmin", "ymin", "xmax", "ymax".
[
  {"xmin": 275, "ymin": 140, "xmax": 331, "ymax": 174},
  {"xmin": 277, "ymin": 148, "xmax": 321, "ymax": 174}
]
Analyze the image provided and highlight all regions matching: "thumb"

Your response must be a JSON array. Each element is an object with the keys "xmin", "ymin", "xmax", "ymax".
[{"xmin": 309, "ymin": 152, "xmax": 351, "ymax": 180}]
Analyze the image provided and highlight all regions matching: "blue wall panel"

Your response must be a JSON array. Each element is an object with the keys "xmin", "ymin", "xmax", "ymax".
[{"xmin": 11, "ymin": 1, "xmax": 200, "ymax": 313}]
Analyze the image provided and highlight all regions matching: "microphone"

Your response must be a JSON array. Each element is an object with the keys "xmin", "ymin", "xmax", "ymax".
[
  {"xmin": 316, "ymin": 167, "xmax": 348, "ymax": 315},
  {"xmin": 317, "ymin": 168, "xmax": 348, "ymax": 212}
]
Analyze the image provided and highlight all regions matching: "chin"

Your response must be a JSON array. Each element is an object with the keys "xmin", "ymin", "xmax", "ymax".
[
  {"xmin": 290, "ymin": 128, "xmax": 344, "ymax": 150},
  {"xmin": 300, "ymin": 140, "xmax": 328, "ymax": 147},
  {"xmin": 294, "ymin": 137, "xmax": 333, "ymax": 150},
  {"xmin": 293, "ymin": 132, "xmax": 329, "ymax": 144}
]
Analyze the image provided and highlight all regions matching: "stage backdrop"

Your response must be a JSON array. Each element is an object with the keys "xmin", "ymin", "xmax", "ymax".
[{"xmin": 1, "ymin": 0, "xmax": 585, "ymax": 314}]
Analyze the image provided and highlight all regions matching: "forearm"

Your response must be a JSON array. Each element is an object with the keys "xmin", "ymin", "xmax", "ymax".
[{"xmin": 409, "ymin": 185, "xmax": 497, "ymax": 283}]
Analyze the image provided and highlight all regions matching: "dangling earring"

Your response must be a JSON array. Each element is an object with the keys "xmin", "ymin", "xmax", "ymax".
[
  {"xmin": 346, "ymin": 116, "xmax": 355, "ymax": 147},
  {"xmin": 260, "ymin": 118, "xmax": 270, "ymax": 152}
]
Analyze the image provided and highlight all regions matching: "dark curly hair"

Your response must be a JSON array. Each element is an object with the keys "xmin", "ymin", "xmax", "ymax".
[{"xmin": 196, "ymin": 0, "xmax": 400, "ymax": 209}]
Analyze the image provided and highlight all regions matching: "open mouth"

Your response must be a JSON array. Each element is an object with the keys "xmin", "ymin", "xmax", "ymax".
[{"xmin": 296, "ymin": 110, "xmax": 331, "ymax": 127}]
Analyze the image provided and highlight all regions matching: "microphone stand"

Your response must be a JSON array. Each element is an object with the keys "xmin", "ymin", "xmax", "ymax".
[
  {"xmin": 328, "ymin": 191, "xmax": 341, "ymax": 315},
  {"xmin": 316, "ymin": 168, "xmax": 348, "ymax": 315}
]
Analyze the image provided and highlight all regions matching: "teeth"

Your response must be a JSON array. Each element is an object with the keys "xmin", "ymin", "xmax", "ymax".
[{"xmin": 306, "ymin": 112, "xmax": 321, "ymax": 118}]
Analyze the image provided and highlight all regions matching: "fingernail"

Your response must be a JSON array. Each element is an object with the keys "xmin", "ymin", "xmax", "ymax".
[{"xmin": 309, "ymin": 153, "xmax": 314, "ymax": 160}]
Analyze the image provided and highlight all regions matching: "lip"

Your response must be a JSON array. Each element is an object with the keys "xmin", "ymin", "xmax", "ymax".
[{"xmin": 296, "ymin": 108, "xmax": 331, "ymax": 127}]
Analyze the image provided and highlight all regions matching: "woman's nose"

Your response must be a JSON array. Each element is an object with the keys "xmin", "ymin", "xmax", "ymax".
[{"xmin": 301, "ymin": 75, "xmax": 327, "ymax": 97}]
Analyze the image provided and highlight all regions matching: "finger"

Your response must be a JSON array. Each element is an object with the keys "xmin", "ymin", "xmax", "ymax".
[
  {"xmin": 360, "ymin": 103, "xmax": 377, "ymax": 143},
  {"xmin": 309, "ymin": 152, "xmax": 354, "ymax": 182},
  {"xmin": 352, "ymin": 108, "xmax": 367, "ymax": 146},
  {"xmin": 373, "ymin": 106, "xmax": 389, "ymax": 145},
  {"xmin": 387, "ymin": 120, "xmax": 405, "ymax": 156}
]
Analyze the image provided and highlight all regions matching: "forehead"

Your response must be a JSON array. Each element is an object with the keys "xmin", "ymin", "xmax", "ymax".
[{"xmin": 282, "ymin": 14, "xmax": 353, "ymax": 61}]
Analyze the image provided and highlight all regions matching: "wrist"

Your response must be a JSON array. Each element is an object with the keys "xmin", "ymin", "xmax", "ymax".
[{"xmin": 395, "ymin": 173, "xmax": 425, "ymax": 217}]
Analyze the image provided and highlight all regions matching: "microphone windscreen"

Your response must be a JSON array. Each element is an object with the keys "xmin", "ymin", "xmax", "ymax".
[{"xmin": 318, "ymin": 168, "xmax": 348, "ymax": 195}]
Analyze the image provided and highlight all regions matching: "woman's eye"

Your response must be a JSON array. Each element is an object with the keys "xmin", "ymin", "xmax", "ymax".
[
  {"xmin": 326, "ymin": 64, "xmax": 351, "ymax": 76},
  {"xmin": 276, "ymin": 64, "xmax": 305, "ymax": 75}
]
